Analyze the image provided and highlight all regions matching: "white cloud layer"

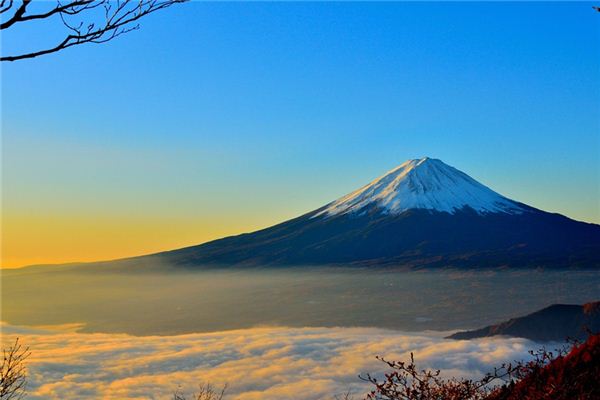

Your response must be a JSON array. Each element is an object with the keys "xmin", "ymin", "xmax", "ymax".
[{"xmin": 1, "ymin": 323, "xmax": 538, "ymax": 400}]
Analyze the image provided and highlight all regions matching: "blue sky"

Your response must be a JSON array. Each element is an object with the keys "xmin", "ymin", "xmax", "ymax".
[{"xmin": 2, "ymin": 2, "xmax": 599, "ymax": 266}]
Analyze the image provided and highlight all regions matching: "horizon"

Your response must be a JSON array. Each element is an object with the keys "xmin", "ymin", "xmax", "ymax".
[
  {"xmin": 3, "ymin": 154, "xmax": 599, "ymax": 269},
  {"xmin": 3, "ymin": 2, "xmax": 599, "ymax": 268}
]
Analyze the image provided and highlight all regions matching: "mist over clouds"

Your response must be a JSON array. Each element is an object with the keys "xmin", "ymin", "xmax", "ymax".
[{"xmin": 2, "ymin": 323, "xmax": 539, "ymax": 400}]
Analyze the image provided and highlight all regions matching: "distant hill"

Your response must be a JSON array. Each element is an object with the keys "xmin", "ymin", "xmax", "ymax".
[
  {"xmin": 448, "ymin": 301, "xmax": 600, "ymax": 342},
  {"xmin": 152, "ymin": 157, "xmax": 600, "ymax": 269}
]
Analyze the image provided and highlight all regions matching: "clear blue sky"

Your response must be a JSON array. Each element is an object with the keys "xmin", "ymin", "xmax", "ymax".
[{"xmin": 2, "ymin": 2, "xmax": 600, "ymax": 266}]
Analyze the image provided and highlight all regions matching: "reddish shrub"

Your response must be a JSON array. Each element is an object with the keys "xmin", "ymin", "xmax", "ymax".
[
  {"xmin": 364, "ymin": 335, "xmax": 600, "ymax": 400},
  {"xmin": 488, "ymin": 334, "xmax": 600, "ymax": 400}
]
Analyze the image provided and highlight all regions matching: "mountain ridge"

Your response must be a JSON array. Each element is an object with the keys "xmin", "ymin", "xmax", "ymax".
[
  {"xmin": 150, "ymin": 158, "xmax": 600, "ymax": 269},
  {"xmin": 13, "ymin": 157, "xmax": 599, "ymax": 270},
  {"xmin": 447, "ymin": 301, "xmax": 600, "ymax": 341}
]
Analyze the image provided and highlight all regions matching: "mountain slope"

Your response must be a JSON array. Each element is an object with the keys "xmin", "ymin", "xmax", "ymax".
[
  {"xmin": 448, "ymin": 301, "xmax": 600, "ymax": 341},
  {"xmin": 155, "ymin": 157, "xmax": 600, "ymax": 268},
  {"xmin": 316, "ymin": 157, "xmax": 524, "ymax": 217}
]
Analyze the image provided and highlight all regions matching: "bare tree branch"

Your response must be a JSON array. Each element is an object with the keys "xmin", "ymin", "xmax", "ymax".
[
  {"xmin": 0, "ymin": 0, "xmax": 16, "ymax": 15},
  {"xmin": 0, "ymin": 0, "xmax": 30, "ymax": 29},
  {"xmin": 1, "ymin": 0, "xmax": 188, "ymax": 62},
  {"xmin": 0, "ymin": 338, "xmax": 30, "ymax": 400},
  {"xmin": 2, "ymin": 1, "xmax": 97, "ymax": 27},
  {"xmin": 173, "ymin": 383, "xmax": 227, "ymax": 400}
]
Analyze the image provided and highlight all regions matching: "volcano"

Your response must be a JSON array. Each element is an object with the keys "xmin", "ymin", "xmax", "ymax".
[{"xmin": 156, "ymin": 157, "xmax": 600, "ymax": 269}]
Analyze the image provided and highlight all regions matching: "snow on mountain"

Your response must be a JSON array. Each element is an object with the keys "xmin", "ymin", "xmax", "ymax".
[{"xmin": 316, "ymin": 157, "xmax": 525, "ymax": 217}]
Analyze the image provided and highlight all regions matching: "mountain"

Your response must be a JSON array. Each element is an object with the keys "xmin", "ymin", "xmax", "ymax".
[
  {"xmin": 448, "ymin": 301, "xmax": 600, "ymax": 342},
  {"xmin": 315, "ymin": 157, "xmax": 524, "ymax": 217},
  {"xmin": 155, "ymin": 157, "xmax": 600, "ymax": 269}
]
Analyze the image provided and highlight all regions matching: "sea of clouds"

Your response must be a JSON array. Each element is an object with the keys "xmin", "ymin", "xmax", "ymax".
[{"xmin": 1, "ymin": 323, "xmax": 539, "ymax": 400}]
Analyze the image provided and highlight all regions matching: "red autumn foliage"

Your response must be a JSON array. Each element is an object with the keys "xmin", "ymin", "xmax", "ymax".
[
  {"xmin": 364, "ymin": 334, "xmax": 600, "ymax": 400},
  {"xmin": 487, "ymin": 334, "xmax": 600, "ymax": 400}
]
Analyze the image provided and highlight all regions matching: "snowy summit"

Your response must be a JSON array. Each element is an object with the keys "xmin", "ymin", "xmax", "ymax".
[{"xmin": 316, "ymin": 157, "xmax": 525, "ymax": 217}]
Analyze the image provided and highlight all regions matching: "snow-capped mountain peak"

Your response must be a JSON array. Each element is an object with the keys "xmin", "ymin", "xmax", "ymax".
[{"xmin": 315, "ymin": 157, "xmax": 525, "ymax": 217}]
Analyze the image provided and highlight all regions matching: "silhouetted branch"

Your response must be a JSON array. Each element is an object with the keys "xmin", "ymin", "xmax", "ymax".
[
  {"xmin": 359, "ymin": 338, "xmax": 585, "ymax": 400},
  {"xmin": 0, "ymin": 338, "xmax": 30, "ymax": 400},
  {"xmin": 173, "ymin": 383, "xmax": 227, "ymax": 400},
  {"xmin": 1, "ymin": 0, "xmax": 187, "ymax": 61},
  {"xmin": 334, "ymin": 389, "xmax": 356, "ymax": 400}
]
